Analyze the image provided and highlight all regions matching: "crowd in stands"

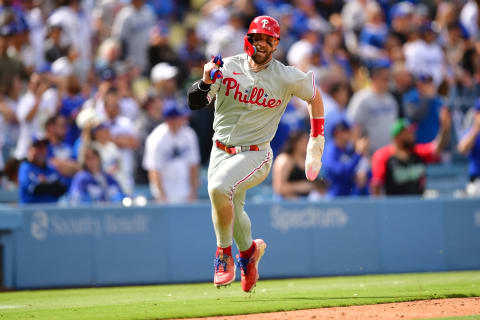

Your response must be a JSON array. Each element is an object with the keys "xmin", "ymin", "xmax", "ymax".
[{"xmin": 0, "ymin": 0, "xmax": 480, "ymax": 204}]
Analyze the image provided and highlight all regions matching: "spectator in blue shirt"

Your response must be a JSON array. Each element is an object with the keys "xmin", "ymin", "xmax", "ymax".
[
  {"xmin": 458, "ymin": 102, "xmax": 480, "ymax": 182},
  {"xmin": 45, "ymin": 115, "xmax": 79, "ymax": 178},
  {"xmin": 69, "ymin": 145, "xmax": 125, "ymax": 203},
  {"xmin": 18, "ymin": 137, "xmax": 68, "ymax": 204},
  {"xmin": 322, "ymin": 117, "xmax": 370, "ymax": 196},
  {"xmin": 403, "ymin": 74, "xmax": 444, "ymax": 143}
]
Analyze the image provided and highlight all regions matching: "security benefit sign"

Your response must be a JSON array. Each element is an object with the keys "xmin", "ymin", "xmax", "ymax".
[
  {"xmin": 29, "ymin": 210, "xmax": 150, "ymax": 241},
  {"xmin": 15, "ymin": 208, "xmax": 161, "ymax": 288}
]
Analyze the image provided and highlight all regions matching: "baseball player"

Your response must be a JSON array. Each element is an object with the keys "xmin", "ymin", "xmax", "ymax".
[{"xmin": 187, "ymin": 16, "xmax": 325, "ymax": 292}]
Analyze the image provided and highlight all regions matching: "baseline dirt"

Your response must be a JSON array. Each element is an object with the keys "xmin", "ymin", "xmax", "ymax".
[{"xmin": 176, "ymin": 297, "xmax": 480, "ymax": 320}]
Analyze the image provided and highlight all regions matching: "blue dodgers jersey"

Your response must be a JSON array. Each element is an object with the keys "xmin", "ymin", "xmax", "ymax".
[
  {"xmin": 68, "ymin": 170, "xmax": 125, "ymax": 203},
  {"xmin": 18, "ymin": 161, "xmax": 64, "ymax": 204}
]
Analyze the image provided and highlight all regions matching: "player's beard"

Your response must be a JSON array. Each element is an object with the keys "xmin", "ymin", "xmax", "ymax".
[{"xmin": 252, "ymin": 47, "xmax": 273, "ymax": 65}]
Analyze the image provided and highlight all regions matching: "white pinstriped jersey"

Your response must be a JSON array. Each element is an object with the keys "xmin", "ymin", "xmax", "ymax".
[{"xmin": 208, "ymin": 54, "xmax": 316, "ymax": 146}]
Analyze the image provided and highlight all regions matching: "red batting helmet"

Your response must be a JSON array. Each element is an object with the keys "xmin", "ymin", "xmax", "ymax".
[
  {"xmin": 244, "ymin": 16, "xmax": 280, "ymax": 57},
  {"xmin": 247, "ymin": 16, "xmax": 281, "ymax": 39}
]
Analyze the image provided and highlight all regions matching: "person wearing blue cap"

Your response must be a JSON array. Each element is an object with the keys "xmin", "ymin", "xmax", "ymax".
[
  {"xmin": 18, "ymin": 136, "xmax": 68, "ymax": 203},
  {"xmin": 322, "ymin": 117, "xmax": 370, "ymax": 196},
  {"xmin": 403, "ymin": 73, "xmax": 444, "ymax": 144},
  {"xmin": 142, "ymin": 100, "xmax": 200, "ymax": 203},
  {"xmin": 458, "ymin": 100, "xmax": 480, "ymax": 183}
]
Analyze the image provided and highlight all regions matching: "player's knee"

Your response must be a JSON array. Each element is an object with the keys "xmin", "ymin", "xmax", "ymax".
[{"xmin": 208, "ymin": 181, "xmax": 231, "ymax": 200}]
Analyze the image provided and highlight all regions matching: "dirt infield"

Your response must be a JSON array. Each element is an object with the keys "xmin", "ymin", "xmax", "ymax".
[{"xmin": 180, "ymin": 297, "xmax": 480, "ymax": 320}]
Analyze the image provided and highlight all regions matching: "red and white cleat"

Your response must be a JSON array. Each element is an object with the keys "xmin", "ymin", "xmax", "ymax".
[
  {"xmin": 213, "ymin": 249, "xmax": 236, "ymax": 287},
  {"xmin": 236, "ymin": 239, "xmax": 267, "ymax": 293}
]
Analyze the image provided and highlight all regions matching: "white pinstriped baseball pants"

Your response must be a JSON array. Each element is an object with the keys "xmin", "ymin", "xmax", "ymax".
[{"xmin": 207, "ymin": 145, "xmax": 272, "ymax": 251}]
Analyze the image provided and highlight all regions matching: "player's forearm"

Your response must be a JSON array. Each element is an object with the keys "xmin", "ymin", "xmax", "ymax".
[
  {"xmin": 187, "ymin": 80, "xmax": 212, "ymax": 110},
  {"xmin": 308, "ymin": 89, "xmax": 324, "ymax": 119}
]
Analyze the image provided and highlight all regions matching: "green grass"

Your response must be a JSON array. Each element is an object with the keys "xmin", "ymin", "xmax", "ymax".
[
  {"xmin": 0, "ymin": 271, "xmax": 479, "ymax": 320},
  {"xmin": 425, "ymin": 316, "xmax": 480, "ymax": 320}
]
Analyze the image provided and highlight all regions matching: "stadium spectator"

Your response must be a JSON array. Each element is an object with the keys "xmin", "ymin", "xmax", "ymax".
[
  {"xmin": 322, "ymin": 117, "xmax": 370, "ymax": 197},
  {"xmin": 0, "ymin": 93, "xmax": 17, "ymax": 172},
  {"xmin": 0, "ymin": 9, "xmax": 28, "ymax": 86},
  {"xmin": 44, "ymin": 23, "xmax": 67, "ymax": 64},
  {"xmin": 205, "ymin": 10, "xmax": 245, "ymax": 59},
  {"xmin": 44, "ymin": 115, "xmax": 78, "ymax": 178},
  {"xmin": 18, "ymin": 137, "xmax": 68, "ymax": 203},
  {"xmin": 371, "ymin": 110, "xmax": 451, "ymax": 196},
  {"xmin": 134, "ymin": 94, "xmax": 163, "ymax": 183},
  {"xmin": 143, "ymin": 100, "xmax": 199, "ymax": 203},
  {"xmin": 14, "ymin": 72, "xmax": 57, "ymax": 160},
  {"xmin": 404, "ymin": 23, "xmax": 445, "ymax": 87},
  {"xmin": 272, "ymin": 131, "xmax": 313, "ymax": 199},
  {"xmin": 403, "ymin": 74, "xmax": 444, "ymax": 144},
  {"xmin": 59, "ymin": 75, "xmax": 85, "ymax": 146},
  {"xmin": 388, "ymin": 2, "xmax": 414, "ymax": 45},
  {"xmin": 147, "ymin": 22, "xmax": 187, "ymax": 83},
  {"xmin": 81, "ymin": 121, "xmax": 122, "ymax": 182},
  {"xmin": 112, "ymin": 0, "xmax": 155, "ymax": 74},
  {"xmin": 150, "ymin": 62, "xmax": 179, "ymax": 101},
  {"xmin": 48, "ymin": 0, "xmax": 92, "ymax": 78},
  {"xmin": 347, "ymin": 62, "xmax": 398, "ymax": 153},
  {"xmin": 460, "ymin": 0, "xmax": 479, "ymax": 40},
  {"xmin": 390, "ymin": 63, "xmax": 413, "ymax": 118},
  {"xmin": 69, "ymin": 145, "xmax": 124, "ymax": 204},
  {"xmin": 358, "ymin": 2, "xmax": 388, "ymax": 63},
  {"xmin": 458, "ymin": 102, "xmax": 480, "ymax": 184},
  {"xmin": 102, "ymin": 87, "xmax": 139, "ymax": 195},
  {"xmin": 22, "ymin": 0, "xmax": 46, "ymax": 70}
]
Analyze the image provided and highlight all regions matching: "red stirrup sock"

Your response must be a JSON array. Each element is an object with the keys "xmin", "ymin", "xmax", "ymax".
[
  {"xmin": 310, "ymin": 117, "xmax": 325, "ymax": 137},
  {"xmin": 239, "ymin": 242, "xmax": 256, "ymax": 259}
]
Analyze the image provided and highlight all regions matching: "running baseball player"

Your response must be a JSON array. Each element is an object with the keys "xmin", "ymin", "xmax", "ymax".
[{"xmin": 187, "ymin": 16, "xmax": 325, "ymax": 292}]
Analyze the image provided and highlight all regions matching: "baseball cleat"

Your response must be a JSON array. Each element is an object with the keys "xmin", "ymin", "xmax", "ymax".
[
  {"xmin": 213, "ymin": 249, "xmax": 236, "ymax": 287},
  {"xmin": 236, "ymin": 239, "xmax": 267, "ymax": 293}
]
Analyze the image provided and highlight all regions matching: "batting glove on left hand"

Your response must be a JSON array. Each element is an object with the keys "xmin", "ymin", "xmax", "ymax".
[{"xmin": 305, "ymin": 135, "xmax": 325, "ymax": 181}]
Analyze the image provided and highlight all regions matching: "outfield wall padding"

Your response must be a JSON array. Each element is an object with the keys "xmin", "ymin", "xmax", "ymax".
[{"xmin": 1, "ymin": 197, "xmax": 480, "ymax": 289}]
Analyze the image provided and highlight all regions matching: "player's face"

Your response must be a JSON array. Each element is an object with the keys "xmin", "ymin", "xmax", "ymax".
[{"xmin": 250, "ymin": 33, "xmax": 279, "ymax": 64}]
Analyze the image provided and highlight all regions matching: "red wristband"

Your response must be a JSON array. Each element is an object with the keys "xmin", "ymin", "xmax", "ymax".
[{"xmin": 310, "ymin": 117, "xmax": 324, "ymax": 137}]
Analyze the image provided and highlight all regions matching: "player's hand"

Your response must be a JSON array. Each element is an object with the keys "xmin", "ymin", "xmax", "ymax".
[
  {"xmin": 305, "ymin": 135, "xmax": 325, "ymax": 181},
  {"xmin": 202, "ymin": 61, "xmax": 218, "ymax": 85}
]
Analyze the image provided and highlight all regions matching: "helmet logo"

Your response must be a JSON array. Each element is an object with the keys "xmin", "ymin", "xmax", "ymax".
[{"xmin": 262, "ymin": 19, "xmax": 269, "ymax": 29}]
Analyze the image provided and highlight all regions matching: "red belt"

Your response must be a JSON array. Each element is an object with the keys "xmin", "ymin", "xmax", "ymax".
[{"xmin": 215, "ymin": 140, "xmax": 259, "ymax": 155}]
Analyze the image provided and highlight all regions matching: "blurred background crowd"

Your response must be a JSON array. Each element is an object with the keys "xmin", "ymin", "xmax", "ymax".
[{"xmin": 1, "ymin": 0, "xmax": 480, "ymax": 204}]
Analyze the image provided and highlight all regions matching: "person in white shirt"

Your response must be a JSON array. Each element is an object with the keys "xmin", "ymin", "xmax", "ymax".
[
  {"xmin": 14, "ymin": 73, "xmax": 58, "ymax": 160},
  {"xmin": 461, "ymin": 0, "xmax": 479, "ymax": 40},
  {"xmin": 404, "ymin": 23, "xmax": 445, "ymax": 87},
  {"xmin": 102, "ymin": 87, "xmax": 139, "ymax": 195},
  {"xmin": 0, "ymin": 95, "xmax": 17, "ymax": 171},
  {"xmin": 112, "ymin": 0, "xmax": 155, "ymax": 74},
  {"xmin": 205, "ymin": 11, "xmax": 246, "ymax": 59},
  {"xmin": 47, "ymin": 0, "xmax": 91, "ymax": 80},
  {"xmin": 143, "ymin": 101, "xmax": 200, "ymax": 203}
]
